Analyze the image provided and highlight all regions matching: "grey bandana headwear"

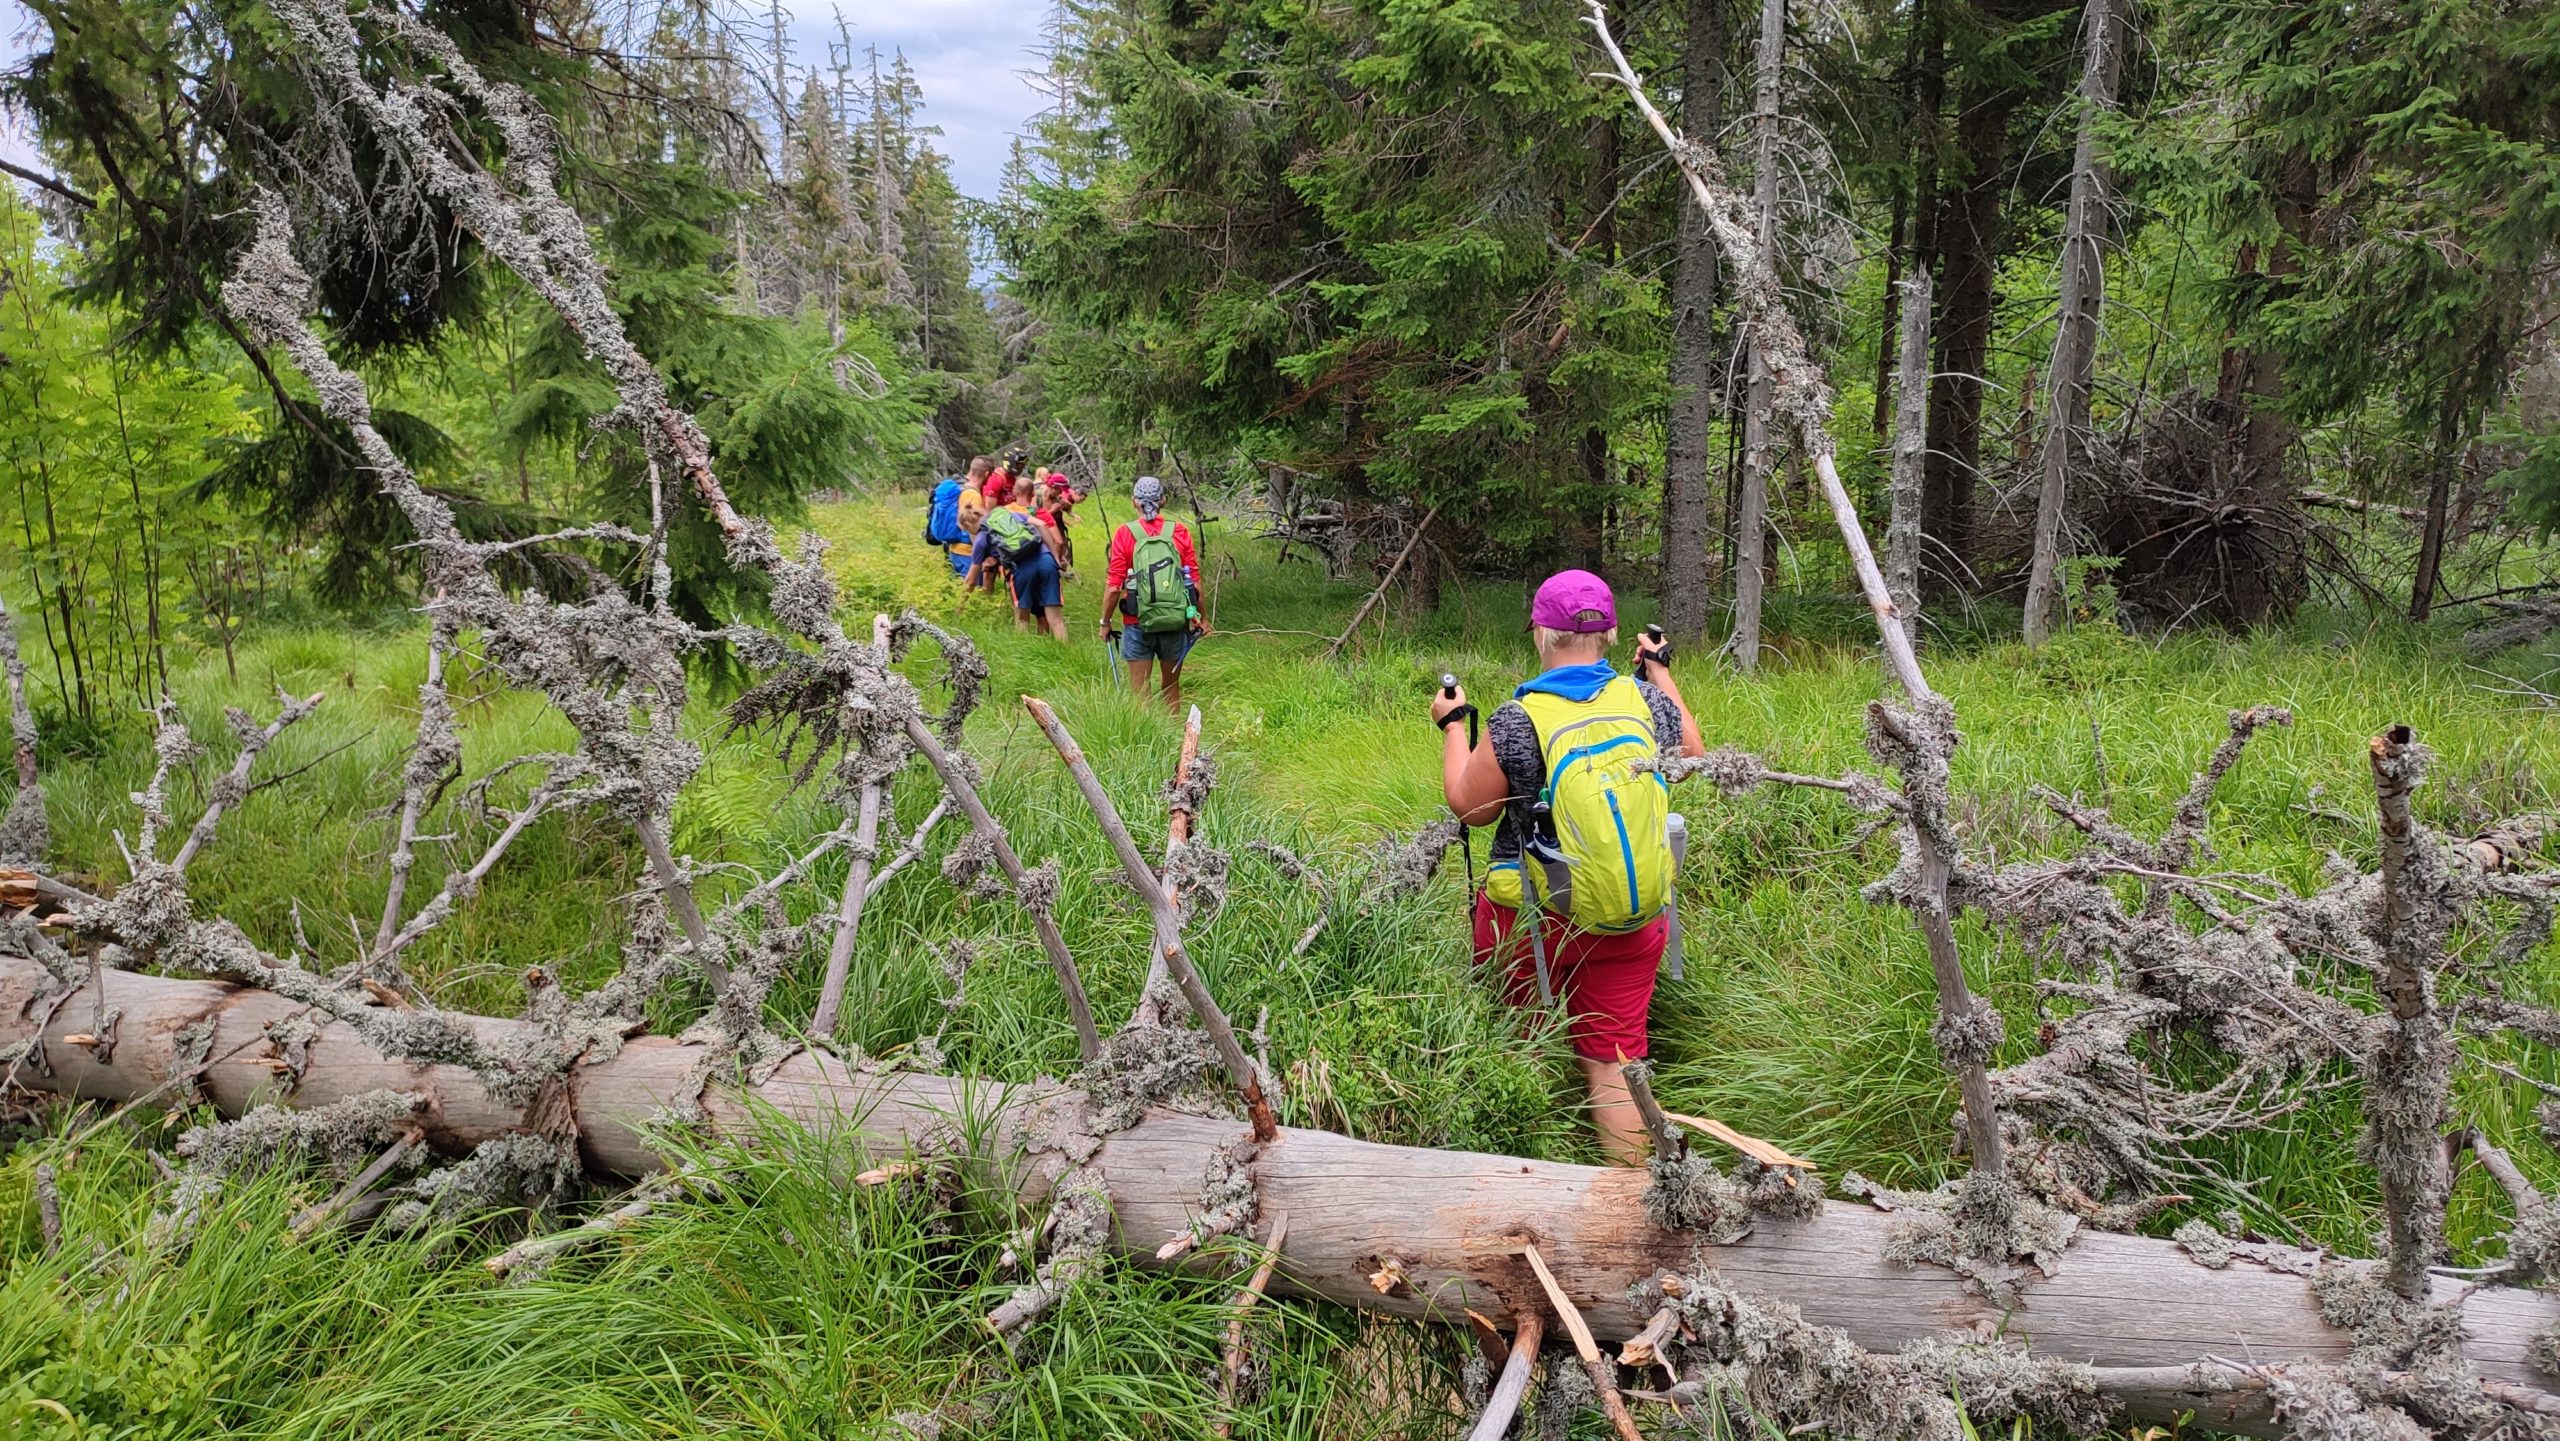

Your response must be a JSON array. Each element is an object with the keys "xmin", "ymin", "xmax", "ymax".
[{"xmin": 1133, "ymin": 475, "xmax": 1166, "ymax": 520}]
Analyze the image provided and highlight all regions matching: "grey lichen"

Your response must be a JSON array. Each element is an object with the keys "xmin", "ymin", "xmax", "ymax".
[
  {"xmin": 2243, "ymin": 1265, "xmax": 2525, "ymax": 1441},
  {"xmin": 151, "ymin": 1089, "xmax": 424, "ymax": 1249},
  {"xmin": 2171, "ymin": 1214, "xmax": 2325, "ymax": 1275},
  {"xmin": 1843, "ymin": 1169, "xmax": 2078, "ymax": 1308},
  {"xmin": 1535, "ymin": 1341, "xmax": 1598, "ymax": 1440},
  {"xmin": 1169, "ymin": 1134, "xmax": 1259, "ymax": 1255},
  {"xmin": 1078, "ymin": 1018, "xmax": 1225, "ymax": 1133},
  {"xmin": 1635, "ymin": 1262, "xmax": 2111, "ymax": 1441},
  {"xmin": 1161, "ymin": 841, "xmax": 1231, "ymax": 926},
  {"xmin": 382, "ymin": 1131, "xmax": 583, "ymax": 1239},
  {"xmin": 1644, "ymin": 1152, "xmax": 1756, "ymax": 1241},
  {"xmin": 1363, "ymin": 819, "xmax": 1460, "ymax": 902}
]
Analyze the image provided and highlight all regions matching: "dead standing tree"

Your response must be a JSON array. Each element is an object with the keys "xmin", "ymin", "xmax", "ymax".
[
  {"xmin": 2021, "ymin": 0, "xmax": 2130, "ymax": 647},
  {"xmin": 1729, "ymin": 0, "xmax": 1785, "ymax": 674},
  {"xmin": 1886, "ymin": 271, "xmax": 1935, "ymax": 631}
]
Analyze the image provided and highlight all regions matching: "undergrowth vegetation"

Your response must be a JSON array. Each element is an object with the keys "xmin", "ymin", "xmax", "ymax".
[{"xmin": 7, "ymin": 490, "xmax": 2560, "ymax": 1437}]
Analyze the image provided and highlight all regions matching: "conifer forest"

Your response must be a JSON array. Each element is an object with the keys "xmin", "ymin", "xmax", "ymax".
[{"xmin": 7, "ymin": 0, "xmax": 2560, "ymax": 1436}]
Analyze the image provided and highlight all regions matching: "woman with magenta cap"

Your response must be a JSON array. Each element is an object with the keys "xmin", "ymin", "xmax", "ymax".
[{"xmin": 1430, "ymin": 570, "xmax": 1705, "ymax": 1163}]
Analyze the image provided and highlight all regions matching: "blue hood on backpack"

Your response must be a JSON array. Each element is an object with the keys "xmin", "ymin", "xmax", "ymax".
[{"xmin": 1513, "ymin": 659, "xmax": 1618, "ymax": 702}]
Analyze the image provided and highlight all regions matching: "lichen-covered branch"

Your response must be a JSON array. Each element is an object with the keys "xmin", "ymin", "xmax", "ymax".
[
  {"xmin": 1023, "ymin": 697, "xmax": 1274, "ymax": 1140},
  {"xmin": 2366, "ymin": 726, "xmax": 2457, "ymax": 1301}
]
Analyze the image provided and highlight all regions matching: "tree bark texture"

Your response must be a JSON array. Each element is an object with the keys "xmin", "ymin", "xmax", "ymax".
[
  {"xmin": 1920, "ymin": 90, "xmax": 2018, "ymax": 598},
  {"xmin": 1886, "ymin": 270, "xmax": 1934, "ymax": 632},
  {"xmin": 2021, "ymin": 0, "xmax": 2126, "ymax": 647},
  {"xmin": 17, "ymin": 956, "xmax": 2557, "ymax": 1434},
  {"xmin": 1658, "ymin": 0, "xmax": 1729, "ymax": 644},
  {"xmin": 1731, "ymin": 0, "xmax": 1785, "ymax": 673}
]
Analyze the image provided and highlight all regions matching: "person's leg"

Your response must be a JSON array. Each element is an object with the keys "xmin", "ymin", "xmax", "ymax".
[
  {"xmin": 1558, "ymin": 918, "xmax": 1664, "ymax": 1166},
  {"xmin": 1156, "ymin": 630, "xmax": 1191, "ymax": 713},
  {"xmin": 1043, "ymin": 604, "xmax": 1069, "ymax": 641},
  {"xmin": 1117, "ymin": 625, "xmax": 1153, "ymax": 694},
  {"xmin": 1576, "ymin": 1056, "xmax": 1649, "ymax": 1166}
]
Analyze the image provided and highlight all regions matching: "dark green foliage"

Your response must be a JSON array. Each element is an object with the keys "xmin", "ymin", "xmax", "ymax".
[
  {"xmin": 2176, "ymin": 0, "xmax": 2560, "ymax": 440},
  {"xmin": 1002, "ymin": 0, "xmax": 1674, "ymax": 559}
]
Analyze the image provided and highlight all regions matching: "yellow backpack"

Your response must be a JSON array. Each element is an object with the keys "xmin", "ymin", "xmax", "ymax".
[{"xmin": 1483, "ymin": 674, "xmax": 1675, "ymax": 934}]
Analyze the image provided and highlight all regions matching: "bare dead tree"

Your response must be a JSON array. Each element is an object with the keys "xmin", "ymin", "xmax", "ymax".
[
  {"xmin": 1730, "ymin": 0, "xmax": 1786, "ymax": 673},
  {"xmin": 2022, "ymin": 0, "xmax": 2130, "ymax": 646},
  {"xmin": 1886, "ymin": 271, "xmax": 1934, "ymax": 633}
]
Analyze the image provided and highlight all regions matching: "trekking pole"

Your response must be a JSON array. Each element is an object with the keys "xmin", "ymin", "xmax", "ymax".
[
  {"xmin": 1440, "ymin": 673, "xmax": 1478, "ymax": 897},
  {"xmin": 1640, "ymin": 624, "xmax": 1688, "ymax": 983},
  {"xmin": 1522, "ymin": 801, "xmax": 1567, "ymax": 1009}
]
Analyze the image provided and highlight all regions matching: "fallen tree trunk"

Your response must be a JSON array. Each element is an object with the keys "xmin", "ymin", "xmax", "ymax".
[{"xmin": 10, "ymin": 955, "xmax": 2558, "ymax": 1434}]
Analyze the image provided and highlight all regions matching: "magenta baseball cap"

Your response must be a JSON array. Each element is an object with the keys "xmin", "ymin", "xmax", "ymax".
[{"xmin": 1530, "ymin": 569, "xmax": 1617, "ymax": 633}]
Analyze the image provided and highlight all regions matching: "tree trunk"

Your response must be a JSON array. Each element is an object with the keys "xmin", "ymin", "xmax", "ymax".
[
  {"xmin": 1920, "ymin": 90, "xmax": 2015, "ymax": 601},
  {"xmin": 1731, "ymin": 0, "xmax": 1784, "ymax": 673},
  {"xmin": 2411, "ymin": 461, "xmax": 2453, "ymax": 623},
  {"xmin": 2214, "ymin": 158, "xmax": 2314, "ymax": 627},
  {"xmin": 11, "ymin": 954, "xmax": 2559, "ymax": 1435},
  {"xmin": 1874, "ymin": 187, "xmax": 1908, "ymax": 438},
  {"xmin": 1658, "ymin": 0, "xmax": 1729, "ymax": 644},
  {"xmin": 2022, "ymin": 0, "xmax": 2127, "ymax": 647},
  {"xmin": 1886, "ymin": 270, "xmax": 1935, "ymax": 632}
]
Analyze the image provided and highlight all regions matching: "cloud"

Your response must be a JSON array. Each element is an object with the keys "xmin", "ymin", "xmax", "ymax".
[{"xmin": 778, "ymin": 0, "xmax": 1050, "ymax": 200}]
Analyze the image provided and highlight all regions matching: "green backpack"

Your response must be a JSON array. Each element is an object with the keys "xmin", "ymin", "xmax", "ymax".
[
  {"xmin": 984, "ymin": 508, "xmax": 1043, "ymax": 565},
  {"xmin": 1126, "ymin": 523, "xmax": 1190, "ymax": 632},
  {"xmin": 1482, "ymin": 675, "xmax": 1674, "ymax": 934}
]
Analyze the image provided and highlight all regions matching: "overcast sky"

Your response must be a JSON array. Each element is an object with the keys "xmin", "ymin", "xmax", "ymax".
[{"xmin": 0, "ymin": 0, "xmax": 1053, "ymax": 205}]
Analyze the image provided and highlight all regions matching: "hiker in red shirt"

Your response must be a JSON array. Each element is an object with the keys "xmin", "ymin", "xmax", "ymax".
[
  {"xmin": 980, "ymin": 451, "xmax": 1018, "ymax": 510},
  {"xmin": 1098, "ymin": 475, "xmax": 1205, "ymax": 713}
]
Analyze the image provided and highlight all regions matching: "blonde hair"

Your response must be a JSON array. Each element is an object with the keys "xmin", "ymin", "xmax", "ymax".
[{"xmin": 1533, "ymin": 625, "xmax": 1617, "ymax": 656}]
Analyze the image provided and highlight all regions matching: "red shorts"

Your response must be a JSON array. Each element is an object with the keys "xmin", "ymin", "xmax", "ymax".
[{"xmin": 1471, "ymin": 891, "xmax": 1663, "ymax": 1063}]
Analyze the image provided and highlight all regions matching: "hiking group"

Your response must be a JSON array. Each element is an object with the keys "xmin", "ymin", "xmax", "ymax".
[
  {"xmin": 923, "ymin": 453, "xmax": 1208, "ymax": 712},
  {"xmin": 928, "ymin": 462, "xmax": 1697, "ymax": 1161}
]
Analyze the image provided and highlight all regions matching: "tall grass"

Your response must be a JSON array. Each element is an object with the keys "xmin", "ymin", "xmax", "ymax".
[{"xmin": 5, "ymin": 489, "xmax": 2559, "ymax": 1435}]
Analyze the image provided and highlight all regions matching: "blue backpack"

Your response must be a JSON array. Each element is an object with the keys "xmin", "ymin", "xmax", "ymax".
[{"xmin": 922, "ymin": 479, "xmax": 965, "ymax": 546}]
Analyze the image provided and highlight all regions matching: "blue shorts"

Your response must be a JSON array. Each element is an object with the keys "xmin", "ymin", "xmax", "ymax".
[
  {"xmin": 1009, "ymin": 549, "xmax": 1062, "ymax": 611},
  {"xmin": 1119, "ymin": 625, "xmax": 1195, "ymax": 666},
  {"xmin": 946, "ymin": 549, "xmax": 972, "ymax": 578}
]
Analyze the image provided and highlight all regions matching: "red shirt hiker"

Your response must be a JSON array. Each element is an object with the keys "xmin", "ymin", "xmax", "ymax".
[{"xmin": 1105, "ymin": 516, "xmax": 1199, "ymax": 601}]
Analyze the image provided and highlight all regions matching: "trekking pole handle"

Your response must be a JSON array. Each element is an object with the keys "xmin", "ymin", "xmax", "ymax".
[
  {"xmin": 1640, "ymin": 624, "xmax": 1674, "ymax": 672},
  {"xmin": 1433, "ymin": 673, "xmax": 1478, "ymax": 751}
]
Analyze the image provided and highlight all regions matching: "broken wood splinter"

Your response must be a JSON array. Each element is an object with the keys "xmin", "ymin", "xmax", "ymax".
[
  {"xmin": 1520, "ymin": 1242, "xmax": 1646, "ymax": 1441},
  {"xmin": 1662, "ymin": 1108, "xmax": 1817, "ymax": 1171}
]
